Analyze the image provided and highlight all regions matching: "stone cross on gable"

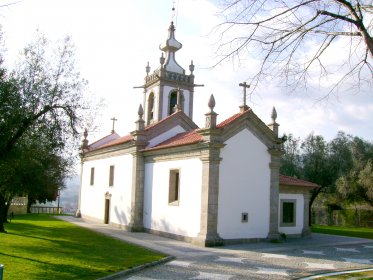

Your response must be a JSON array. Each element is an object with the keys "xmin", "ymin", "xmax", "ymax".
[
  {"xmin": 239, "ymin": 82, "xmax": 250, "ymax": 112},
  {"xmin": 111, "ymin": 117, "xmax": 118, "ymax": 134}
]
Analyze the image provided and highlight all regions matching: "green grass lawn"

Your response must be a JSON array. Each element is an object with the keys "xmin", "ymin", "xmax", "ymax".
[
  {"xmin": 0, "ymin": 214, "xmax": 165, "ymax": 280},
  {"xmin": 311, "ymin": 225, "xmax": 373, "ymax": 239}
]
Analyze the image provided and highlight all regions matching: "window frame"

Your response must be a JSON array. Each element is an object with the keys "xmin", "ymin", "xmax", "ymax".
[
  {"xmin": 168, "ymin": 169, "xmax": 180, "ymax": 206},
  {"xmin": 90, "ymin": 167, "xmax": 95, "ymax": 186},
  {"xmin": 109, "ymin": 165, "xmax": 115, "ymax": 187},
  {"xmin": 280, "ymin": 199, "xmax": 297, "ymax": 227}
]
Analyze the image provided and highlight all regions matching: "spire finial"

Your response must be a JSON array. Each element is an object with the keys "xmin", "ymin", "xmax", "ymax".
[
  {"xmin": 172, "ymin": 0, "xmax": 176, "ymax": 21},
  {"xmin": 271, "ymin": 106, "xmax": 277, "ymax": 122},
  {"xmin": 135, "ymin": 104, "xmax": 145, "ymax": 131},
  {"xmin": 160, "ymin": 52, "xmax": 165, "ymax": 67},
  {"xmin": 268, "ymin": 106, "xmax": 279, "ymax": 137},
  {"xmin": 208, "ymin": 94, "xmax": 215, "ymax": 112},
  {"xmin": 205, "ymin": 94, "xmax": 218, "ymax": 129},
  {"xmin": 110, "ymin": 117, "xmax": 118, "ymax": 134},
  {"xmin": 138, "ymin": 104, "xmax": 144, "ymax": 119},
  {"xmin": 145, "ymin": 62, "xmax": 150, "ymax": 75},
  {"xmin": 189, "ymin": 60, "xmax": 194, "ymax": 75}
]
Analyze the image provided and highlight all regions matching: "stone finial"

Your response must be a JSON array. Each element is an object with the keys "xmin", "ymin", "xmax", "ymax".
[
  {"xmin": 160, "ymin": 52, "xmax": 165, "ymax": 67},
  {"xmin": 189, "ymin": 60, "xmax": 195, "ymax": 75},
  {"xmin": 145, "ymin": 62, "xmax": 150, "ymax": 75},
  {"xmin": 138, "ymin": 104, "xmax": 144, "ymax": 119},
  {"xmin": 205, "ymin": 94, "xmax": 218, "ymax": 129},
  {"xmin": 208, "ymin": 94, "xmax": 215, "ymax": 112},
  {"xmin": 271, "ymin": 106, "xmax": 277, "ymax": 122},
  {"xmin": 81, "ymin": 128, "xmax": 89, "ymax": 151},
  {"xmin": 268, "ymin": 106, "xmax": 279, "ymax": 137},
  {"xmin": 136, "ymin": 104, "xmax": 145, "ymax": 131}
]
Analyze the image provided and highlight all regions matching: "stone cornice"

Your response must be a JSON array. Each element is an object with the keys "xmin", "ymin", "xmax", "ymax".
[
  {"xmin": 82, "ymin": 143, "xmax": 135, "ymax": 162},
  {"xmin": 145, "ymin": 69, "xmax": 194, "ymax": 89},
  {"xmin": 144, "ymin": 144, "xmax": 202, "ymax": 162}
]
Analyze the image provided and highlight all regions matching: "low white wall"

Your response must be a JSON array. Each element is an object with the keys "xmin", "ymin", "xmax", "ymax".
[
  {"xmin": 278, "ymin": 193, "xmax": 304, "ymax": 235},
  {"xmin": 143, "ymin": 158, "xmax": 202, "ymax": 237},
  {"xmin": 218, "ymin": 129, "xmax": 271, "ymax": 239},
  {"xmin": 80, "ymin": 154, "xmax": 133, "ymax": 226}
]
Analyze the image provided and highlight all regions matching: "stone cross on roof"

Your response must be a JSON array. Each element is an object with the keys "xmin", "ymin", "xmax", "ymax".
[
  {"xmin": 111, "ymin": 117, "xmax": 118, "ymax": 134},
  {"xmin": 239, "ymin": 82, "xmax": 250, "ymax": 111}
]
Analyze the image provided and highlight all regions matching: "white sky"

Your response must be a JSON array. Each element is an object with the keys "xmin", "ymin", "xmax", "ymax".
[{"xmin": 1, "ymin": 0, "xmax": 372, "ymax": 143}]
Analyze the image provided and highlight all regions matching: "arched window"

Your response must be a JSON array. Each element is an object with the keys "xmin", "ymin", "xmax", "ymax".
[
  {"xmin": 147, "ymin": 92, "xmax": 154, "ymax": 124},
  {"xmin": 169, "ymin": 90, "xmax": 178, "ymax": 115},
  {"xmin": 168, "ymin": 90, "xmax": 184, "ymax": 115}
]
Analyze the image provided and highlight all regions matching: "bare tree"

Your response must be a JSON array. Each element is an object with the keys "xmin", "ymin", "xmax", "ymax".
[{"xmin": 214, "ymin": 0, "xmax": 373, "ymax": 93}]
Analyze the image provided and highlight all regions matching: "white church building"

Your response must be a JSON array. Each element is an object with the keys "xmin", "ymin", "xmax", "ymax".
[{"xmin": 76, "ymin": 21, "xmax": 319, "ymax": 247}]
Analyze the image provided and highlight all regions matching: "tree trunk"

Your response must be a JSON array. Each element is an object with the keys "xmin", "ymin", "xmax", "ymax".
[
  {"xmin": 309, "ymin": 187, "xmax": 322, "ymax": 226},
  {"xmin": 0, "ymin": 194, "xmax": 7, "ymax": 232}
]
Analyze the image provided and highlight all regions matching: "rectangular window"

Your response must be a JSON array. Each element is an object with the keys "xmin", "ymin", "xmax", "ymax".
[
  {"xmin": 90, "ymin": 167, "xmax": 95, "ymax": 186},
  {"xmin": 241, "ymin": 212, "xmax": 248, "ymax": 223},
  {"xmin": 280, "ymin": 199, "xmax": 296, "ymax": 227},
  {"xmin": 168, "ymin": 169, "xmax": 180, "ymax": 205},
  {"xmin": 109, "ymin": 165, "xmax": 115, "ymax": 187}
]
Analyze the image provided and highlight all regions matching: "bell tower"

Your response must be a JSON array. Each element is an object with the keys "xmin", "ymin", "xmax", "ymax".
[{"xmin": 140, "ymin": 21, "xmax": 197, "ymax": 125}]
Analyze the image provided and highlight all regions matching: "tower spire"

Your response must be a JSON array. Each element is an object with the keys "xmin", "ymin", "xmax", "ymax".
[{"xmin": 159, "ymin": 21, "xmax": 184, "ymax": 74}]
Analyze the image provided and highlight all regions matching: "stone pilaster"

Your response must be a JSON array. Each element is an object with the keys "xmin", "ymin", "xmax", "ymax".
[
  {"xmin": 128, "ymin": 109, "xmax": 147, "ymax": 232},
  {"xmin": 75, "ymin": 159, "xmax": 84, "ymax": 218},
  {"xmin": 128, "ymin": 149, "xmax": 145, "ymax": 231},
  {"xmin": 267, "ymin": 148, "xmax": 283, "ymax": 240},
  {"xmin": 193, "ymin": 144, "xmax": 224, "ymax": 247},
  {"xmin": 302, "ymin": 191, "xmax": 311, "ymax": 237}
]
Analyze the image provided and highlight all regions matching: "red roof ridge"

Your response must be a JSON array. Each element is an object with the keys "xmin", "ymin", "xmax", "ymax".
[
  {"xmin": 217, "ymin": 108, "xmax": 250, "ymax": 128},
  {"xmin": 88, "ymin": 132, "xmax": 120, "ymax": 148},
  {"xmin": 145, "ymin": 129, "xmax": 203, "ymax": 151},
  {"xmin": 92, "ymin": 134, "xmax": 134, "ymax": 151},
  {"xmin": 279, "ymin": 174, "xmax": 319, "ymax": 188}
]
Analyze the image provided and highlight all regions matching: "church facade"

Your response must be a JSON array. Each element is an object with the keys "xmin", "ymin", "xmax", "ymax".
[{"xmin": 76, "ymin": 22, "xmax": 318, "ymax": 247}]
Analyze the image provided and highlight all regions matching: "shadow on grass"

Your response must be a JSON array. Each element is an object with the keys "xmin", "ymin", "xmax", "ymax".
[{"xmin": 2, "ymin": 214, "xmax": 163, "ymax": 280}]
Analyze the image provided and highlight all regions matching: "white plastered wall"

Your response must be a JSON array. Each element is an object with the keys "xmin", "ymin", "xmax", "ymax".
[
  {"xmin": 162, "ymin": 85, "xmax": 190, "ymax": 119},
  {"xmin": 218, "ymin": 129, "xmax": 271, "ymax": 239},
  {"xmin": 147, "ymin": 125, "xmax": 185, "ymax": 148},
  {"xmin": 143, "ymin": 158, "xmax": 202, "ymax": 237},
  {"xmin": 80, "ymin": 154, "xmax": 133, "ymax": 226},
  {"xmin": 278, "ymin": 193, "xmax": 304, "ymax": 235}
]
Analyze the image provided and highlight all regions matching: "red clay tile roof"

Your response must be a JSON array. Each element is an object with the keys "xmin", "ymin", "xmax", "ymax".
[
  {"xmin": 145, "ymin": 129, "xmax": 203, "ymax": 151},
  {"xmin": 279, "ymin": 175, "xmax": 319, "ymax": 188},
  {"xmin": 217, "ymin": 109, "xmax": 250, "ymax": 128},
  {"xmin": 95, "ymin": 134, "xmax": 134, "ymax": 150},
  {"xmin": 88, "ymin": 132, "xmax": 120, "ymax": 150}
]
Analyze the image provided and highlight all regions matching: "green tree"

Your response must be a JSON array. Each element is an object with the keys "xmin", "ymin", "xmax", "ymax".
[
  {"xmin": 280, "ymin": 134, "xmax": 302, "ymax": 178},
  {"xmin": 336, "ymin": 137, "xmax": 373, "ymax": 207},
  {"xmin": 0, "ymin": 32, "xmax": 89, "ymax": 232},
  {"xmin": 301, "ymin": 134, "xmax": 332, "ymax": 214}
]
